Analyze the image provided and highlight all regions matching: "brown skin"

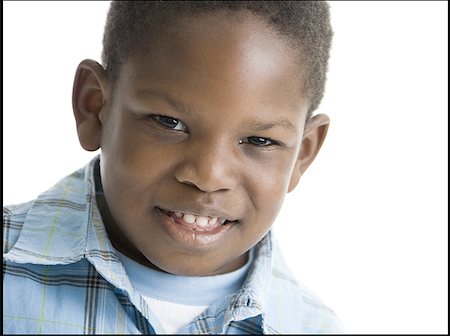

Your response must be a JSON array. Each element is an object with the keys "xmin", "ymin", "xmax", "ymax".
[{"xmin": 72, "ymin": 12, "xmax": 329, "ymax": 276}]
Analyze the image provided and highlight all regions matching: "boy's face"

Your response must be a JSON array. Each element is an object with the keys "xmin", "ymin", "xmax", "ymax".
[{"xmin": 76, "ymin": 13, "xmax": 326, "ymax": 276}]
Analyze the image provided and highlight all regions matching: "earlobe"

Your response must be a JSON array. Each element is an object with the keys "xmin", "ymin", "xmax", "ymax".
[
  {"xmin": 72, "ymin": 59, "xmax": 109, "ymax": 151},
  {"xmin": 288, "ymin": 114, "xmax": 330, "ymax": 192}
]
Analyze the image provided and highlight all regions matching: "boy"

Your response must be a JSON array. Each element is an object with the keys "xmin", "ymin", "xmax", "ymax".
[{"xmin": 3, "ymin": 1, "xmax": 343, "ymax": 334}]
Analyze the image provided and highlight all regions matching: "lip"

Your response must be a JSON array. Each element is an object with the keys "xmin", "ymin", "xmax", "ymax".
[{"xmin": 156, "ymin": 207, "xmax": 236, "ymax": 250}]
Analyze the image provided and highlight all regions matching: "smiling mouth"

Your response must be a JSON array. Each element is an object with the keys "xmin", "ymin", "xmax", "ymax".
[{"xmin": 158, "ymin": 207, "xmax": 237, "ymax": 232}]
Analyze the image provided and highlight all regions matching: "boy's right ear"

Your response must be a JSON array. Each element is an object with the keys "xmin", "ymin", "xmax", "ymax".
[{"xmin": 72, "ymin": 59, "xmax": 109, "ymax": 151}]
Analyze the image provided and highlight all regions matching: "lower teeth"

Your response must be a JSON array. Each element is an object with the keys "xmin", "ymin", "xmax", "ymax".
[{"xmin": 165, "ymin": 209, "xmax": 233, "ymax": 229}]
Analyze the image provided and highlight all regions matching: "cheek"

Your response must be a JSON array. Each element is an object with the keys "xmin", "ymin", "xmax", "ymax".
[
  {"xmin": 249, "ymin": 149, "xmax": 297, "ymax": 190},
  {"xmin": 243, "ymin": 153, "xmax": 295, "ymax": 223},
  {"xmin": 257, "ymin": 177, "xmax": 287, "ymax": 221},
  {"xmin": 100, "ymin": 120, "xmax": 176, "ymax": 208}
]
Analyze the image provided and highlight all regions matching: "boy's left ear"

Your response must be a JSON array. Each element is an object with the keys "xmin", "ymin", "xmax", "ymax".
[{"xmin": 288, "ymin": 114, "xmax": 330, "ymax": 192}]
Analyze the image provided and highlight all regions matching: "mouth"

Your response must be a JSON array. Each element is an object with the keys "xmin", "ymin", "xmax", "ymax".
[
  {"xmin": 157, "ymin": 207, "xmax": 237, "ymax": 232},
  {"xmin": 156, "ymin": 207, "xmax": 238, "ymax": 249}
]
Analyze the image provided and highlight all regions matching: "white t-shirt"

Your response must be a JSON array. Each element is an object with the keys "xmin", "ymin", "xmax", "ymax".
[{"xmin": 117, "ymin": 251, "xmax": 253, "ymax": 334}]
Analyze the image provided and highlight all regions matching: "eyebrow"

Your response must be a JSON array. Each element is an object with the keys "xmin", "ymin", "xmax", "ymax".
[
  {"xmin": 135, "ymin": 89, "xmax": 297, "ymax": 132},
  {"xmin": 135, "ymin": 90, "xmax": 197, "ymax": 115},
  {"xmin": 247, "ymin": 118, "xmax": 296, "ymax": 132}
]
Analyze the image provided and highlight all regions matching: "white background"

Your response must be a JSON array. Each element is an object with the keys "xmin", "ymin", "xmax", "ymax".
[{"xmin": 3, "ymin": 1, "xmax": 448, "ymax": 333}]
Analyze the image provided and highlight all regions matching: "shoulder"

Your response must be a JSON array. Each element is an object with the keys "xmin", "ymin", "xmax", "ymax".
[
  {"xmin": 263, "ymin": 238, "xmax": 344, "ymax": 333},
  {"xmin": 3, "ymin": 201, "xmax": 33, "ymax": 254},
  {"xmin": 3, "ymin": 156, "xmax": 99, "ymax": 257},
  {"xmin": 3, "ymin": 200, "xmax": 33, "ymax": 218}
]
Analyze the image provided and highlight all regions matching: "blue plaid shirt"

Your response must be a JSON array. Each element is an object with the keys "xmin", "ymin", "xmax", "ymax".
[{"xmin": 3, "ymin": 156, "xmax": 343, "ymax": 334}]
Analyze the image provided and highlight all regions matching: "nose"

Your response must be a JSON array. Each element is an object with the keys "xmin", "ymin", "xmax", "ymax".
[{"xmin": 174, "ymin": 139, "xmax": 238, "ymax": 193}]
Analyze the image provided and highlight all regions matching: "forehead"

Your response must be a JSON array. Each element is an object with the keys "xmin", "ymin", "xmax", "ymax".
[{"xmin": 117, "ymin": 11, "xmax": 308, "ymax": 122}]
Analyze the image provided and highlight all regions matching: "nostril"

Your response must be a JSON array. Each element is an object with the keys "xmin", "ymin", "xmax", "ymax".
[
  {"xmin": 180, "ymin": 180, "xmax": 198, "ymax": 189},
  {"xmin": 174, "ymin": 159, "xmax": 235, "ymax": 193},
  {"xmin": 177, "ymin": 176, "xmax": 229, "ymax": 193}
]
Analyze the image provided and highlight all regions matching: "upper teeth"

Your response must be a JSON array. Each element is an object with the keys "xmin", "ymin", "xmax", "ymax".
[{"xmin": 174, "ymin": 212, "xmax": 227, "ymax": 226}]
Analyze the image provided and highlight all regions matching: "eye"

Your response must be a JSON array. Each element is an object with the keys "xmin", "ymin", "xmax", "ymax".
[
  {"xmin": 153, "ymin": 115, "xmax": 187, "ymax": 132},
  {"xmin": 242, "ymin": 136, "xmax": 276, "ymax": 147}
]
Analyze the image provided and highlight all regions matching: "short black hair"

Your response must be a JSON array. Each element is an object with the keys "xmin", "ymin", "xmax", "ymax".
[{"xmin": 102, "ymin": 1, "xmax": 333, "ymax": 117}]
